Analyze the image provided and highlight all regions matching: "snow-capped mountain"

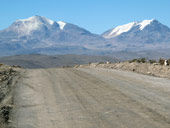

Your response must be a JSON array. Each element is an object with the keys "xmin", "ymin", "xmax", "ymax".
[
  {"xmin": 102, "ymin": 19, "xmax": 170, "ymax": 50},
  {"xmin": 103, "ymin": 19, "xmax": 154, "ymax": 38},
  {"xmin": 0, "ymin": 16, "xmax": 170, "ymax": 57},
  {"xmin": 7, "ymin": 16, "xmax": 56, "ymax": 36},
  {"xmin": 0, "ymin": 16, "xmax": 107, "ymax": 56}
]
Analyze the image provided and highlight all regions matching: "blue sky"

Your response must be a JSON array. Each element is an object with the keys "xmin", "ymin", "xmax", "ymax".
[{"xmin": 0, "ymin": 0, "xmax": 169, "ymax": 34}]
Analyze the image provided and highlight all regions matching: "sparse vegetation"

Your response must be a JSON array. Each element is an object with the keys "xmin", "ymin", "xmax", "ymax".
[
  {"xmin": 98, "ymin": 62, "xmax": 105, "ymax": 64},
  {"xmin": 129, "ymin": 59, "xmax": 137, "ymax": 63},
  {"xmin": 167, "ymin": 59, "xmax": 170, "ymax": 65},
  {"xmin": 128, "ymin": 58, "xmax": 170, "ymax": 66},
  {"xmin": 149, "ymin": 60, "xmax": 157, "ymax": 64},
  {"xmin": 159, "ymin": 58, "xmax": 165, "ymax": 65},
  {"xmin": 139, "ymin": 58, "xmax": 146, "ymax": 63},
  {"xmin": 0, "ymin": 105, "xmax": 12, "ymax": 123},
  {"xmin": 63, "ymin": 65, "xmax": 71, "ymax": 68},
  {"xmin": 129, "ymin": 58, "xmax": 146, "ymax": 63}
]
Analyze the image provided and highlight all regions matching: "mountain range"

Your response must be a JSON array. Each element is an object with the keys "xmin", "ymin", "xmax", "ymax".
[{"xmin": 0, "ymin": 16, "xmax": 170, "ymax": 57}]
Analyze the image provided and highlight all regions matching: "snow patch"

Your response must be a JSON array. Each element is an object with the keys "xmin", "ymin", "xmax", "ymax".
[
  {"xmin": 57, "ymin": 21, "xmax": 66, "ymax": 30},
  {"xmin": 105, "ymin": 22, "xmax": 137, "ymax": 38},
  {"xmin": 45, "ymin": 18, "xmax": 54, "ymax": 25},
  {"xmin": 138, "ymin": 19, "xmax": 154, "ymax": 30},
  {"xmin": 19, "ymin": 16, "xmax": 54, "ymax": 25},
  {"xmin": 14, "ymin": 20, "xmax": 40, "ymax": 35}
]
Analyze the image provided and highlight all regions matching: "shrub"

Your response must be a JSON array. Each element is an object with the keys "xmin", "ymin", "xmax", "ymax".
[
  {"xmin": 63, "ymin": 65, "xmax": 70, "ymax": 68},
  {"xmin": 149, "ymin": 60, "xmax": 157, "ymax": 64},
  {"xmin": 129, "ymin": 59, "xmax": 137, "ymax": 63},
  {"xmin": 98, "ymin": 62, "xmax": 104, "ymax": 64},
  {"xmin": 129, "ymin": 58, "xmax": 146, "ymax": 63},
  {"xmin": 159, "ymin": 58, "xmax": 165, "ymax": 65},
  {"xmin": 139, "ymin": 58, "xmax": 146, "ymax": 63},
  {"xmin": 167, "ymin": 59, "xmax": 170, "ymax": 65}
]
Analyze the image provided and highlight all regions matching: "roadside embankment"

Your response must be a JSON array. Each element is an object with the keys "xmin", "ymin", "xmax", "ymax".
[
  {"xmin": 0, "ymin": 64, "xmax": 21, "ymax": 128},
  {"xmin": 75, "ymin": 61, "xmax": 170, "ymax": 79}
]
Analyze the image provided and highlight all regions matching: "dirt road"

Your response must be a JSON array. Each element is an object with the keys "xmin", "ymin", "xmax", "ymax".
[{"xmin": 10, "ymin": 67, "xmax": 170, "ymax": 128}]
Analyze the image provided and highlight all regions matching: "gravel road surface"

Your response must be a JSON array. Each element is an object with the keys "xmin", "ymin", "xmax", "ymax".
[{"xmin": 10, "ymin": 68, "xmax": 170, "ymax": 128}]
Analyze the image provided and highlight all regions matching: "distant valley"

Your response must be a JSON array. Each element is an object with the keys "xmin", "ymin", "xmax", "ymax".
[{"xmin": 0, "ymin": 54, "xmax": 119, "ymax": 68}]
